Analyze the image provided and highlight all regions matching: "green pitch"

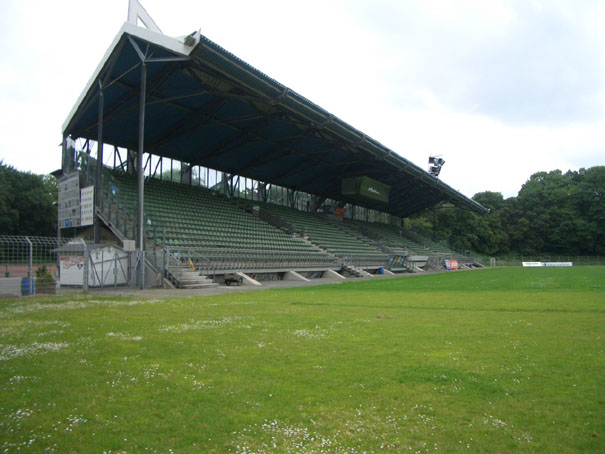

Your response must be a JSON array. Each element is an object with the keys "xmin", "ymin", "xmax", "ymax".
[{"xmin": 1, "ymin": 267, "xmax": 603, "ymax": 453}]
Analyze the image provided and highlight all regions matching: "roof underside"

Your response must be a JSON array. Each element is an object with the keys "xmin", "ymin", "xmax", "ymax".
[{"xmin": 63, "ymin": 24, "xmax": 487, "ymax": 217}]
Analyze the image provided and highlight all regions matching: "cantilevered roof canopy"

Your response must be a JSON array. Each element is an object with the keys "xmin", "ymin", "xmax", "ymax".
[{"xmin": 63, "ymin": 23, "xmax": 487, "ymax": 217}]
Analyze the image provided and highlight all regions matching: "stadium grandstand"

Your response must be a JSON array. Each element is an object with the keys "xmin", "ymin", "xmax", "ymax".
[{"xmin": 56, "ymin": 0, "xmax": 487, "ymax": 288}]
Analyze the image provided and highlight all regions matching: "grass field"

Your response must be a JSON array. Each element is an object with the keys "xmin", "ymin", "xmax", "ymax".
[{"xmin": 1, "ymin": 267, "xmax": 603, "ymax": 453}]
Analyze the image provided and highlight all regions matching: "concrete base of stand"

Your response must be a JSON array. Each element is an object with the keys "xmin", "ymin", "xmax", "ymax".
[
  {"xmin": 234, "ymin": 272, "xmax": 262, "ymax": 286},
  {"xmin": 322, "ymin": 269, "xmax": 346, "ymax": 279},
  {"xmin": 283, "ymin": 271, "xmax": 310, "ymax": 282}
]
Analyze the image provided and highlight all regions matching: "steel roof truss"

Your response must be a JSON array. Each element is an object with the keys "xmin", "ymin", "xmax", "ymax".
[
  {"xmin": 80, "ymin": 63, "xmax": 182, "ymax": 139},
  {"xmin": 192, "ymin": 117, "xmax": 271, "ymax": 165},
  {"xmin": 147, "ymin": 95, "xmax": 230, "ymax": 153}
]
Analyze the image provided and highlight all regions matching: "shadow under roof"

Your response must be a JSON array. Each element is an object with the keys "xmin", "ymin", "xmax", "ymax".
[{"xmin": 63, "ymin": 23, "xmax": 487, "ymax": 217}]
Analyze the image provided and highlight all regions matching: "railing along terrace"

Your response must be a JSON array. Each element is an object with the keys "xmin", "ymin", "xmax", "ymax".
[
  {"xmin": 340, "ymin": 254, "xmax": 388, "ymax": 269},
  {"xmin": 163, "ymin": 247, "xmax": 216, "ymax": 280},
  {"xmin": 76, "ymin": 152, "xmax": 162, "ymax": 242}
]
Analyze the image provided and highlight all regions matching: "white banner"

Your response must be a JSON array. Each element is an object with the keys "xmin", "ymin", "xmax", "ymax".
[
  {"xmin": 59, "ymin": 246, "xmax": 129, "ymax": 287},
  {"xmin": 522, "ymin": 261, "xmax": 573, "ymax": 267},
  {"xmin": 59, "ymin": 255, "xmax": 86, "ymax": 285},
  {"xmin": 80, "ymin": 185, "xmax": 94, "ymax": 226}
]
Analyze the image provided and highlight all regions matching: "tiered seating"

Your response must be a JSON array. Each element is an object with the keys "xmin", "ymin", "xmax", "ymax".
[
  {"xmin": 346, "ymin": 219, "xmax": 462, "ymax": 257},
  {"xmin": 108, "ymin": 173, "xmax": 337, "ymax": 271},
  {"xmin": 397, "ymin": 226, "xmax": 457, "ymax": 255},
  {"xmin": 408, "ymin": 232, "xmax": 454, "ymax": 255},
  {"xmin": 346, "ymin": 219, "xmax": 427, "ymax": 253},
  {"xmin": 239, "ymin": 201, "xmax": 388, "ymax": 266}
]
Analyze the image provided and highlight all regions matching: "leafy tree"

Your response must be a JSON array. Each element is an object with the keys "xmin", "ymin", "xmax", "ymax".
[
  {"xmin": 473, "ymin": 191, "xmax": 505, "ymax": 212},
  {"xmin": 512, "ymin": 168, "xmax": 603, "ymax": 254},
  {"xmin": 0, "ymin": 162, "xmax": 57, "ymax": 236},
  {"xmin": 0, "ymin": 166, "xmax": 18, "ymax": 232},
  {"xmin": 575, "ymin": 166, "xmax": 605, "ymax": 254},
  {"xmin": 406, "ymin": 166, "xmax": 604, "ymax": 256}
]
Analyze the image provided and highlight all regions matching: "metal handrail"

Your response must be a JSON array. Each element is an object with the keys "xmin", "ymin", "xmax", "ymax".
[
  {"xmin": 163, "ymin": 246, "xmax": 217, "ymax": 284},
  {"xmin": 77, "ymin": 151, "xmax": 163, "ymax": 243}
]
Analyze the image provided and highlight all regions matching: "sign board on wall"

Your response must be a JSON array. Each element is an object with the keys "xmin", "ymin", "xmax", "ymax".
[
  {"xmin": 58, "ymin": 172, "xmax": 81, "ymax": 228},
  {"xmin": 59, "ymin": 256, "xmax": 86, "ymax": 286},
  {"xmin": 59, "ymin": 245, "xmax": 130, "ymax": 287},
  {"xmin": 80, "ymin": 186, "xmax": 94, "ymax": 226},
  {"xmin": 445, "ymin": 259, "xmax": 459, "ymax": 270}
]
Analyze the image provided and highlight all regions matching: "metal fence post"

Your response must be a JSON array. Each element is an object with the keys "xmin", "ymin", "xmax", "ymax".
[
  {"xmin": 114, "ymin": 252, "xmax": 118, "ymax": 288},
  {"xmin": 25, "ymin": 236, "xmax": 34, "ymax": 295},
  {"xmin": 81, "ymin": 239, "xmax": 89, "ymax": 292},
  {"xmin": 140, "ymin": 251, "xmax": 145, "ymax": 289}
]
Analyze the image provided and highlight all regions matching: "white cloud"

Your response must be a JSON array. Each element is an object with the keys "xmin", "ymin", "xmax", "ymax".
[{"xmin": 0, "ymin": 0, "xmax": 603, "ymax": 200}]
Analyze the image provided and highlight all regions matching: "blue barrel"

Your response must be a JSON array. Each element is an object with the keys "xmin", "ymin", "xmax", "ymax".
[
  {"xmin": 21, "ymin": 278, "xmax": 34, "ymax": 296},
  {"xmin": 379, "ymin": 267, "xmax": 384, "ymax": 275}
]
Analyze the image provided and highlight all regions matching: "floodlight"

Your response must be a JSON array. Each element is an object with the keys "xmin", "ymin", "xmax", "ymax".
[{"xmin": 428, "ymin": 155, "xmax": 445, "ymax": 177}]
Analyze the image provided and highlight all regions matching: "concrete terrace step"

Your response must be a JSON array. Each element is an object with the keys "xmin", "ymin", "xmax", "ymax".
[
  {"xmin": 180, "ymin": 282, "xmax": 220, "ymax": 289},
  {"xmin": 342, "ymin": 264, "xmax": 372, "ymax": 278},
  {"xmin": 174, "ymin": 270, "xmax": 208, "ymax": 279},
  {"xmin": 167, "ymin": 266, "xmax": 218, "ymax": 289},
  {"xmin": 178, "ymin": 276, "xmax": 214, "ymax": 283}
]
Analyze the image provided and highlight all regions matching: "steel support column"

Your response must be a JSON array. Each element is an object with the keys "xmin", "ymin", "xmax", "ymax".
[
  {"xmin": 137, "ymin": 62, "xmax": 147, "ymax": 288},
  {"xmin": 94, "ymin": 84, "xmax": 104, "ymax": 243}
]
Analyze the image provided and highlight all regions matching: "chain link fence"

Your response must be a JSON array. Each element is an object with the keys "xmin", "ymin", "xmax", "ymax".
[
  {"xmin": 0, "ymin": 236, "xmax": 152, "ymax": 297},
  {"xmin": 0, "ymin": 235, "xmax": 66, "ymax": 296}
]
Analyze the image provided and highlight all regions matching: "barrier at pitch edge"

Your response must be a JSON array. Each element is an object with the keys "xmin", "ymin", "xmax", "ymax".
[
  {"xmin": 522, "ymin": 262, "xmax": 573, "ymax": 267},
  {"xmin": 445, "ymin": 259, "xmax": 459, "ymax": 270}
]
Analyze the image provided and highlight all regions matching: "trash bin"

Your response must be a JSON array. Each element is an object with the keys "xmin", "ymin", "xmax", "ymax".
[
  {"xmin": 21, "ymin": 278, "xmax": 34, "ymax": 296},
  {"xmin": 379, "ymin": 267, "xmax": 384, "ymax": 275}
]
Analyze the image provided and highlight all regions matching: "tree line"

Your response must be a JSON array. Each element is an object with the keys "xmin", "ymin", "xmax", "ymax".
[
  {"xmin": 1, "ymin": 161, "xmax": 603, "ymax": 255},
  {"xmin": 0, "ymin": 162, "xmax": 57, "ymax": 237},
  {"xmin": 409, "ymin": 166, "xmax": 605, "ymax": 256}
]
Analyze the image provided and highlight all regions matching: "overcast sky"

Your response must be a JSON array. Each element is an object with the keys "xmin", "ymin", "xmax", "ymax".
[{"xmin": 0, "ymin": 0, "xmax": 603, "ymax": 198}]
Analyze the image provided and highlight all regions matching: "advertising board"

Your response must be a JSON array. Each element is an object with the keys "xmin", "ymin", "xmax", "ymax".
[
  {"xmin": 341, "ymin": 176, "xmax": 390, "ymax": 204},
  {"xmin": 80, "ymin": 185, "xmax": 94, "ymax": 226}
]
